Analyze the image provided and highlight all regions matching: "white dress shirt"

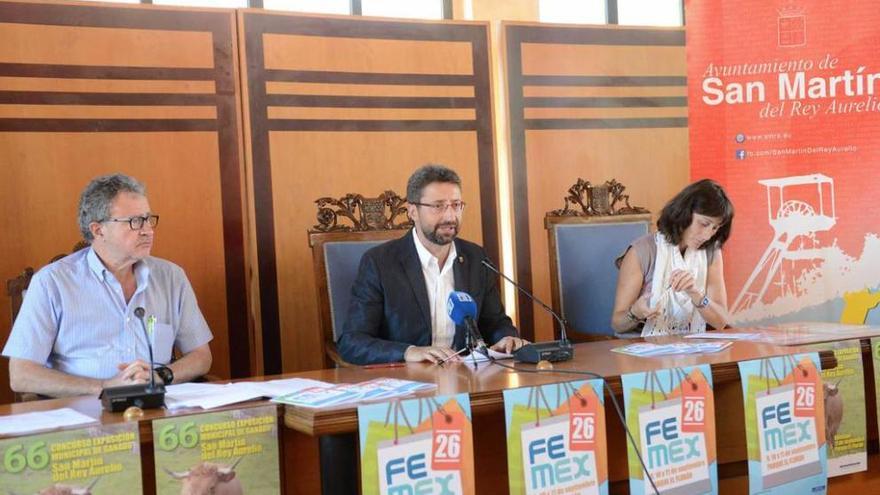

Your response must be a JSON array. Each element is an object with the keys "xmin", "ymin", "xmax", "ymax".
[{"xmin": 412, "ymin": 231, "xmax": 458, "ymax": 348}]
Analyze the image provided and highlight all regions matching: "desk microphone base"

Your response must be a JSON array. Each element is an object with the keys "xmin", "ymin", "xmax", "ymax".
[
  {"xmin": 100, "ymin": 384, "xmax": 165, "ymax": 412},
  {"xmin": 514, "ymin": 341, "xmax": 574, "ymax": 363}
]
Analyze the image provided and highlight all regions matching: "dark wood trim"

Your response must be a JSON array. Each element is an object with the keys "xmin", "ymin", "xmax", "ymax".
[
  {"xmin": 243, "ymin": 13, "xmax": 500, "ymax": 373},
  {"xmin": 350, "ymin": 0, "xmax": 362, "ymax": 15},
  {"xmin": 209, "ymin": 13, "xmax": 252, "ymax": 381},
  {"xmin": 250, "ymin": 11, "xmax": 486, "ymax": 40},
  {"xmin": 522, "ymin": 75, "xmax": 686, "ymax": 86},
  {"xmin": 505, "ymin": 23, "xmax": 686, "ymax": 340},
  {"xmin": 525, "ymin": 117, "xmax": 689, "ymax": 130},
  {"xmin": 265, "ymin": 70, "xmax": 474, "ymax": 85},
  {"xmin": 243, "ymin": 13, "xmax": 282, "ymax": 375},
  {"xmin": 0, "ymin": 91, "xmax": 219, "ymax": 105},
  {"xmin": 0, "ymin": 1, "xmax": 230, "ymax": 31},
  {"xmin": 524, "ymin": 96, "xmax": 687, "ymax": 107},
  {"xmin": 505, "ymin": 27, "xmax": 534, "ymax": 341},
  {"xmin": 0, "ymin": 63, "xmax": 219, "ymax": 80},
  {"xmin": 0, "ymin": 2, "xmax": 251, "ymax": 379},
  {"xmin": 506, "ymin": 23, "xmax": 685, "ymax": 45},
  {"xmin": 442, "ymin": 0, "xmax": 453, "ymax": 20},
  {"xmin": 471, "ymin": 26, "xmax": 500, "ymax": 266},
  {"xmin": 265, "ymin": 94, "xmax": 477, "ymax": 108},
  {"xmin": 266, "ymin": 119, "xmax": 478, "ymax": 131},
  {"xmin": 0, "ymin": 119, "xmax": 218, "ymax": 132}
]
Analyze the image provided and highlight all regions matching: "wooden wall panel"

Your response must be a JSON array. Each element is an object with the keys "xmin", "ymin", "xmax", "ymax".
[
  {"xmin": 504, "ymin": 23, "xmax": 690, "ymax": 341},
  {"xmin": 0, "ymin": 0, "xmax": 250, "ymax": 404},
  {"xmin": 239, "ymin": 12, "xmax": 499, "ymax": 374}
]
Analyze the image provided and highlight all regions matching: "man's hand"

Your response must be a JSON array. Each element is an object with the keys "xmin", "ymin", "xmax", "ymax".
[
  {"xmin": 103, "ymin": 360, "xmax": 153, "ymax": 388},
  {"xmin": 404, "ymin": 346, "xmax": 459, "ymax": 364},
  {"xmin": 490, "ymin": 336, "xmax": 529, "ymax": 354}
]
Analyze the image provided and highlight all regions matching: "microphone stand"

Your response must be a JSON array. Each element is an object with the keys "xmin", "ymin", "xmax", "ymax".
[
  {"xmin": 481, "ymin": 258, "xmax": 573, "ymax": 362},
  {"xmin": 135, "ymin": 308, "xmax": 158, "ymax": 392},
  {"xmin": 464, "ymin": 325, "xmax": 480, "ymax": 369},
  {"xmin": 99, "ymin": 307, "xmax": 166, "ymax": 412}
]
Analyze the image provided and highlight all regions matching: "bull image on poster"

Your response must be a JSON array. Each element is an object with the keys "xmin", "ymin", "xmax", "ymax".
[
  {"xmin": 152, "ymin": 404, "xmax": 280, "ymax": 495},
  {"xmin": 0, "ymin": 422, "xmax": 141, "ymax": 494}
]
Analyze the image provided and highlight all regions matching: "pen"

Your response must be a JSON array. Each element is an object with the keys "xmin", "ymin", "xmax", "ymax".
[{"xmin": 363, "ymin": 362, "xmax": 407, "ymax": 369}]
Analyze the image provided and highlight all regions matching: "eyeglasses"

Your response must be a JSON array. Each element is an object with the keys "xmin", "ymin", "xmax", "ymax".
[
  {"xmin": 411, "ymin": 201, "xmax": 466, "ymax": 214},
  {"xmin": 104, "ymin": 214, "xmax": 159, "ymax": 230}
]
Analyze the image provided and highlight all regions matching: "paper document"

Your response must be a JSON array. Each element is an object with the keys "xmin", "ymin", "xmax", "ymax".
[
  {"xmin": 165, "ymin": 378, "xmax": 334, "ymax": 410},
  {"xmin": 273, "ymin": 378, "xmax": 438, "ymax": 409},
  {"xmin": 612, "ymin": 341, "xmax": 733, "ymax": 357},
  {"xmin": 465, "ymin": 349, "xmax": 513, "ymax": 362},
  {"xmin": 0, "ymin": 408, "xmax": 97, "ymax": 436}
]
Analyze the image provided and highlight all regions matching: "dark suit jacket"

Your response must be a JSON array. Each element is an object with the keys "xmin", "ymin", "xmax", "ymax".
[{"xmin": 337, "ymin": 230, "xmax": 517, "ymax": 365}]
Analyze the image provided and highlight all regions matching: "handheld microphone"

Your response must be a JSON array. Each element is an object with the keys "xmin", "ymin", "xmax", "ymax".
[
  {"xmin": 99, "ymin": 306, "xmax": 166, "ymax": 412},
  {"xmin": 446, "ymin": 291, "xmax": 489, "ymax": 356},
  {"xmin": 481, "ymin": 258, "xmax": 573, "ymax": 363}
]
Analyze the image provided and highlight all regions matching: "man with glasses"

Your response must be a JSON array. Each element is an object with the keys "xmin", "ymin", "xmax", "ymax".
[
  {"xmin": 3, "ymin": 174, "xmax": 213, "ymax": 397},
  {"xmin": 338, "ymin": 164, "xmax": 526, "ymax": 365}
]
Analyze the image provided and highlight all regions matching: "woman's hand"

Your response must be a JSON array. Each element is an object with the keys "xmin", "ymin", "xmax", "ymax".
[
  {"xmin": 631, "ymin": 292, "xmax": 661, "ymax": 320},
  {"xmin": 669, "ymin": 269, "xmax": 702, "ymax": 301}
]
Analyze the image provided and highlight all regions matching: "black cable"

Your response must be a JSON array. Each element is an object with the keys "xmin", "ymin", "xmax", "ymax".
[{"xmin": 486, "ymin": 359, "xmax": 661, "ymax": 495}]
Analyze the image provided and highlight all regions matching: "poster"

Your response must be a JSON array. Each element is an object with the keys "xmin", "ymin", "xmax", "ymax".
[
  {"xmin": 871, "ymin": 338, "xmax": 880, "ymax": 450},
  {"xmin": 738, "ymin": 352, "xmax": 827, "ymax": 494},
  {"xmin": 152, "ymin": 404, "xmax": 281, "ymax": 494},
  {"xmin": 687, "ymin": 0, "xmax": 880, "ymax": 327},
  {"xmin": 621, "ymin": 365, "xmax": 717, "ymax": 495},
  {"xmin": 358, "ymin": 393, "xmax": 475, "ymax": 495},
  {"xmin": 502, "ymin": 380, "xmax": 608, "ymax": 495},
  {"xmin": 807, "ymin": 339, "xmax": 867, "ymax": 476},
  {"xmin": 0, "ymin": 422, "xmax": 141, "ymax": 494}
]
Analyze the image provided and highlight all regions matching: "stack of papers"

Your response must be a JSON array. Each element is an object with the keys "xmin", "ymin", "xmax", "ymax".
[
  {"xmin": 272, "ymin": 378, "xmax": 438, "ymax": 409},
  {"xmin": 612, "ymin": 341, "xmax": 733, "ymax": 357},
  {"xmin": 164, "ymin": 378, "xmax": 333, "ymax": 410},
  {"xmin": 464, "ymin": 349, "xmax": 513, "ymax": 363},
  {"xmin": 0, "ymin": 408, "xmax": 98, "ymax": 436}
]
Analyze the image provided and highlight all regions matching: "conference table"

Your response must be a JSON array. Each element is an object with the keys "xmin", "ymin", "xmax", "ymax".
[
  {"xmin": 284, "ymin": 332, "xmax": 880, "ymax": 494},
  {"xmin": 3, "ymin": 329, "xmax": 880, "ymax": 494}
]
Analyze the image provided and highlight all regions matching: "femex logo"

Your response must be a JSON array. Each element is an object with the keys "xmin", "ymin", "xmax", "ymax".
[
  {"xmin": 526, "ymin": 434, "xmax": 592, "ymax": 489},
  {"xmin": 760, "ymin": 400, "xmax": 812, "ymax": 450},
  {"xmin": 644, "ymin": 416, "xmax": 702, "ymax": 469},
  {"xmin": 384, "ymin": 453, "xmax": 456, "ymax": 495}
]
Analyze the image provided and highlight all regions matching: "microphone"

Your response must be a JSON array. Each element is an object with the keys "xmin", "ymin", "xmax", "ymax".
[
  {"xmin": 134, "ymin": 307, "xmax": 157, "ymax": 392},
  {"xmin": 99, "ymin": 306, "xmax": 166, "ymax": 412},
  {"xmin": 446, "ymin": 291, "xmax": 490, "ymax": 357},
  {"xmin": 481, "ymin": 258, "xmax": 573, "ymax": 363}
]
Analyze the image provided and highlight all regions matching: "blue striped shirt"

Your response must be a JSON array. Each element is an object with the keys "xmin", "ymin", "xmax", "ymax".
[{"xmin": 2, "ymin": 248, "xmax": 213, "ymax": 380}]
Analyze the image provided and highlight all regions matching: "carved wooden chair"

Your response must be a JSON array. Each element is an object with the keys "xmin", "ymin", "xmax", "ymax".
[
  {"xmin": 545, "ymin": 179, "xmax": 651, "ymax": 341},
  {"xmin": 308, "ymin": 191, "xmax": 413, "ymax": 368},
  {"xmin": 5, "ymin": 241, "xmax": 90, "ymax": 402}
]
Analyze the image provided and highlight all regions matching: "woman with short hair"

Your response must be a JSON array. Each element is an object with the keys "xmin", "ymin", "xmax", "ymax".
[{"xmin": 611, "ymin": 179, "xmax": 734, "ymax": 336}]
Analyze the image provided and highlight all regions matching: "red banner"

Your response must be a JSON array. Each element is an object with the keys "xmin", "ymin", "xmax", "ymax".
[{"xmin": 687, "ymin": 1, "xmax": 880, "ymax": 326}]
